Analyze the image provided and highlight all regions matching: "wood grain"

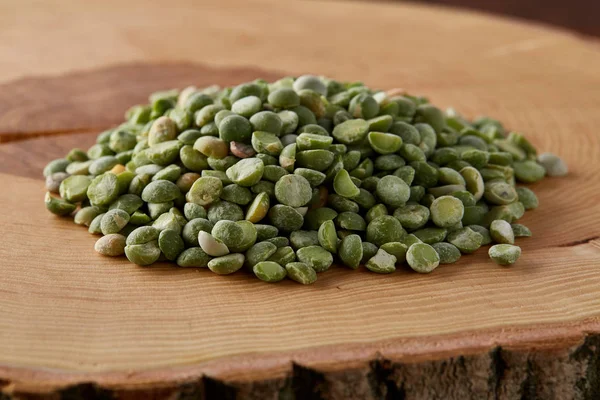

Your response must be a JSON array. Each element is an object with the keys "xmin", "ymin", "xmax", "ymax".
[
  {"xmin": 1, "ymin": 0, "xmax": 600, "ymax": 398},
  {"xmin": 0, "ymin": 63, "xmax": 279, "ymax": 142}
]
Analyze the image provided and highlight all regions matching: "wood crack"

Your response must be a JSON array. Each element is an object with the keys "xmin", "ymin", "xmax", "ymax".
[
  {"xmin": 59, "ymin": 382, "xmax": 113, "ymax": 400},
  {"xmin": 203, "ymin": 376, "xmax": 236, "ymax": 400},
  {"xmin": 490, "ymin": 346, "xmax": 507, "ymax": 400},
  {"xmin": 290, "ymin": 362, "xmax": 326, "ymax": 400},
  {"xmin": 0, "ymin": 62, "xmax": 281, "ymax": 144},
  {"xmin": 519, "ymin": 359, "xmax": 536, "ymax": 400},
  {"xmin": 0, "ymin": 127, "xmax": 101, "ymax": 144},
  {"xmin": 369, "ymin": 357, "xmax": 402, "ymax": 399},
  {"xmin": 557, "ymin": 236, "xmax": 600, "ymax": 248}
]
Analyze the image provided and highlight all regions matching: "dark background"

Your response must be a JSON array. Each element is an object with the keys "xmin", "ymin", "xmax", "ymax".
[{"xmin": 403, "ymin": 0, "xmax": 599, "ymax": 37}]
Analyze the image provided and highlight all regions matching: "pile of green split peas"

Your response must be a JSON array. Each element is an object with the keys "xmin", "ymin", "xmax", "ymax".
[{"xmin": 44, "ymin": 75, "xmax": 568, "ymax": 284}]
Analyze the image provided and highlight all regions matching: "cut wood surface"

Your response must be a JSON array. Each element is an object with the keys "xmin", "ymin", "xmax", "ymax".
[{"xmin": 1, "ymin": 0, "xmax": 600, "ymax": 398}]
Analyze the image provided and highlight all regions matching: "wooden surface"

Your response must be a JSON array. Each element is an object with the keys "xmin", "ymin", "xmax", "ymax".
[
  {"xmin": 406, "ymin": 0, "xmax": 600, "ymax": 37},
  {"xmin": 1, "ymin": 0, "xmax": 600, "ymax": 398}
]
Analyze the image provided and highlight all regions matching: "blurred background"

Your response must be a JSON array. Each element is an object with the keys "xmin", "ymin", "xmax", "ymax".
[{"xmin": 400, "ymin": 0, "xmax": 599, "ymax": 37}]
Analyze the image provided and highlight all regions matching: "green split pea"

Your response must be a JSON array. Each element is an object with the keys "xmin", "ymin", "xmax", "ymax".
[{"xmin": 42, "ymin": 75, "xmax": 563, "ymax": 283}]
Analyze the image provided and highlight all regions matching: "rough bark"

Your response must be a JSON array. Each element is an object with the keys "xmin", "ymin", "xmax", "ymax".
[{"xmin": 3, "ymin": 334, "xmax": 598, "ymax": 399}]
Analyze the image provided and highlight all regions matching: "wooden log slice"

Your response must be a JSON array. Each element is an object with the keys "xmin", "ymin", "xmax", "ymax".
[{"xmin": 0, "ymin": 1, "xmax": 599, "ymax": 398}]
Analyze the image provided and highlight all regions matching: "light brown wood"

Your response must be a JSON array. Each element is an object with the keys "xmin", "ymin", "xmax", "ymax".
[
  {"xmin": 1, "ymin": 0, "xmax": 600, "ymax": 398},
  {"xmin": 0, "ymin": 63, "xmax": 280, "ymax": 142}
]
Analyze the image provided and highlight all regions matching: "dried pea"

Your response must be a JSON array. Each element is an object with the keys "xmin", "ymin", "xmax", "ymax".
[
  {"xmin": 125, "ymin": 241, "xmax": 161, "ymax": 266},
  {"xmin": 290, "ymin": 230, "xmax": 319, "ymax": 250},
  {"xmin": 376, "ymin": 175, "xmax": 410, "ymax": 207},
  {"xmin": 251, "ymin": 180, "xmax": 275, "ymax": 197},
  {"xmin": 516, "ymin": 187, "xmax": 539, "ymax": 210},
  {"xmin": 430, "ymin": 195, "xmax": 464, "ymax": 228},
  {"xmin": 186, "ymin": 177, "xmax": 223, "ymax": 206},
  {"xmin": 411, "ymin": 161, "xmax": 438, "ymax": 188},
  {"xmin": 366, "ymin": 216, "xmax": 406, "ymax": 246},
  {"xmin": 296, "ymin": 246, "xmax": 333, "ymax": 272},
  {"xmin": 246, "ymin": 242, "xmax": 278, "ymax": 268},
  {"xmin": 317, "ymin": 220, "xmax": 338, "ymax": 253},
  {"xmin": 393, "ymin": 204, "xmax": 430, "ymax": 231},
  {"xmin": 207, "ymin": 155, "xmax": 239, "ymax": 172},
  {"xmin": 468, "ymin": 225, "xmax": 492, "ymax": 245},
  {"xmin": 361, "ymin": 242, "xmax": 378, "ymax": 264},
  {"xmin": 406, "ymin": 243, "xmax": 440, "ymax": 273},
  {"xmin": 211, "ymin": 220, "xmax": 246, "ymax": 252},
  {"xmin": 511, "ymin": 223, "xmax": 532, "ymax": 238},
  {"xmin": 490, "ymin": 219, "xmax": 515, "ymax": 244},
  {"xmin": 269, "ymin": 205, "xmax": 304, "ymax": 232},
  {"xmin": 147, "ymin": 201, "xmax": 173, "ymax": 220},
  {"xmin": 365, "ymin": 203, "xmax": 388, "ymax": 224},
  {"xmin": 74, "ymin": 206, "xmax": 104, "ymax": 226},
  {"xmin": 366, "ymin": 248, "xmax": 397, "ymax": 274},
  {"xmin": 274, "ymin": 174, "xmax": 312, "ymax": 207},
  {"xmin": 176, "ymin": 172, "xmax": 201, "ymax": 193},
  {"xmin": 446, "ymin": 227, "xmax": 483, "ymax": 254},
  {"xmin": 286, "ymin": 262, "xmax": 317, "ymax": 285},
  {"xmin": 483, "ymin": 181, "xmax": 518, "ymax": 205},
  {"xmin": 460, "ymin": 167, "xmax": 485, "ymax": 201},
  {"xmin": 226, "ymin": 158, "xmax": 264, "ymax": 187},
  {"xmin": 412, "ymin": 227, "xmax": 447, "ymax": 244},
  {"xmin": 208, "ymin": 253, "xmax": 245, "ymax": 275},
  {"xmin": 88, "ymin": 213, "xmax": 106, "ymax": 235},
  {"xmin": 332, "ymin": 119, "xmax": 369, "ymax": 145},
  {"xmin": 219, "ymin": 115, "xmax": 253, "ymax": 143},
  {"xmin": 231, "ymin": 95, "xmax": 262, "ymax": 118},
  {"xmin": 88, "ymin": 173, "xmax": 120, "ymax": 206},
  {"xmin": 393, "ymin": 166, "xmax": 416, "ymax": 185},
  {"xmin": 349, "ymin": 93, "xmax": 379, "ymax": 119},
  {"xmin": 158, "ymin": 229, "xmax": 185, "ymax": 260},
  {"xmin": 380, "ymin": 242, "xmax": 408, "ymax": 264},
  {"xmin": 198, "ymin": 231, "xmax": 229, "ymax": 257},
  {"xmin": 537, "ymin": 152, "xmax": 568, "ymax": 177},
  {"xmin": 513, "ymin": 160, "xmax": 546, "ymax": 183},
  {"xmin": 194, "ymin": 136, "xmax": 229, "ymax": 159},
  {"xmin": 432, "ymin": 242, "xmax": 461, "ymax": 264},
  {"xmin": 295, "ymin": 149, "xmax": 334, "ymax": 171},
  {"xmin": 141, "ymin": 180, "xmax": 180, "ymax": 203},
  {"xmin": 59, "ymin": 175, "xmax": 92, "ymax": 203},
  {"xmin": 230, "ymin": 141, "xmax": 256, "ymax": 159},
  {"xmin": 489, "ymin": 244, "xmax": 521, "ymax": 265},
  {"xmin": 368, "ymin": 132, "xmax": 402, "ymax": 154},
  {"xmin": 268, "ymin": 246, "xmax": 296, "ymax": 266},
  {"xmin": 44, "ymin": 158, "xmax": 71, "ymax": 177},
  {"xmin": 220, "ymin": 184, "xmax": 253, "ymax": 206},
  {"xmin": 333, "ymin": 169, "xmax": 360, "ymax": 198},
  {"xmin": 253, "ymin": 261, "xmax": 287, "ymax": 282},
  {"xmin": 95, "ymin": 234, "xmax": 126, "ymax": 257},
  {"xmin": 207, "ymin": 201, "xmax": 244, "ymax": 223},
  {"xmin": 278, "ymin": 111, "xmax": 299, "ymax": 134},
  {"xmin": 101, "ymin": 209, "xmax": 130, "ymax": 235},
  {"xmin": 294, "ymin": 75, "xmax": 327, "ymax": 96},
  {"xmin": 45, "ymin": 192, "xmax": 76, "ymax": 216},
  {"xmin": 255, "ymin": 224, "xmax": 279, "ymax": 241},
  {"xmin": 130, "ymin": 210, "xmax": 151, "ymax": 226},
  {"xmin": 46, "ymin": 172, "xmax": 69, "ymax": 193},
  {"xmin": 374, "ymin": 154, "xmax": 405, "ymax": 171},
  {"xmin": 268, "ymin": 88, "xmax": 300, "ymax": 109},
  {"xmin": 152, "ymin": 209, "xmax": 186, "ymax": 234},
  {"xmin": 336, "ymin": 234, "xmax": 361, "ymax": 269}
]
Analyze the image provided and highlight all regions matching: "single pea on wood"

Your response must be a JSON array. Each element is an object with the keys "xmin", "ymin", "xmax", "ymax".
[{"xmin": 42, "ymin": 76, "xmax": 563, "ymax": 280}]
